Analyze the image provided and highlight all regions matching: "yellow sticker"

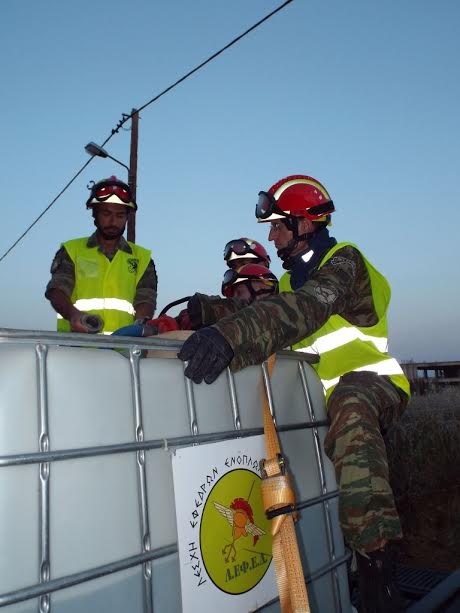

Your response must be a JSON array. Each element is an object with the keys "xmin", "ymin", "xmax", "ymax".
[{"xmin": 200, "ymin": 468, "xmax": 272, "ymax": 595}]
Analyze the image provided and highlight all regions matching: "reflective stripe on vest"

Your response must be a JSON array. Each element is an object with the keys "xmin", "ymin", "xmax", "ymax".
[
  {"xmin": 56, "ymin": 298, "xmax": 135, "ymax": 316},
  {"xmin": 302, "ymin": 327, "xmax": 389, "ymax": 355},
  {"xmin": 280, "ymin": 243, "xmax": 410, "ymax": 400},
  {"xmin": 321, "ymin": 357, "xmax": 405, "ymax": 390},
  {"xmin": 58, "ymin": 237, "xmax": 151, "ymax": 334}
]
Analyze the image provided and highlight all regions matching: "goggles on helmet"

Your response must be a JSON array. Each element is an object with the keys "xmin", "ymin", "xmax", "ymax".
[
  {"xmin": 256, "ymin": 190, "xmax": 335, "ymax": 221},
  {"xmin": 256, "ymin": 191, "xmax": 286, "ymax": 220},
  {"xmin": 221, "ymin": 267, "xmax": 278, "ymax": 299},
  {"xmin": 94, "ymin": 183, "xmax": 131, "ymax": 204},
  {"xmin": 86, "ymin": 177, "xmax": 137, "ymax": 210},
  {"xmin": 223, "ymin": 239, "xmax": 262, "ymax": 261}
]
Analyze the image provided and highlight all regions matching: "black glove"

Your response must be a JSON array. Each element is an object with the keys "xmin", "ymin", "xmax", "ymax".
[
  {"xmin": 187, "ymin": 294, "xmax": 203, "ymax": 330},
  {"xmin": 178, "ymin": 327, "xmax": 234, "ymax": 384}
]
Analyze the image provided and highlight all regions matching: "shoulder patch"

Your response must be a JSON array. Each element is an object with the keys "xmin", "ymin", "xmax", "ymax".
[
  {"xmin": 314, "ymin": 284, "xmax": 338, "ymax": 304},
  {"xmin": 329, "ymin": 255, "xmax": 356, "ymax": 276},
  {"xmin": 127, "ymin": 258, "xmax": 139, "ymax": 274}
]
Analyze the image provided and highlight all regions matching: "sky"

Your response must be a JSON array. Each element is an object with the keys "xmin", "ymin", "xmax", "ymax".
[{"xmin": 1, "ymin": 0, "xmax": 459, "ymax": 362}]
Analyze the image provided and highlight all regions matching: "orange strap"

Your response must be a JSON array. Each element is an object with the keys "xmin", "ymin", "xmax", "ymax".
[{"xmin": 260, "ymin": 354, "xmax": 310, "ymax": 613}]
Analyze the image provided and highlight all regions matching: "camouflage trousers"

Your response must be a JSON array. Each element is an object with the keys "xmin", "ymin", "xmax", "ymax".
[{"xmin": 324, "ymin": 371, "xmax": 408, "ymax": 554}]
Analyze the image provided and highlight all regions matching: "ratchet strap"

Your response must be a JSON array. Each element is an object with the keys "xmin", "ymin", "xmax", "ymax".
[{"xmin": 260, "ymin": 354, "xmax": 310, "ymax": 612}]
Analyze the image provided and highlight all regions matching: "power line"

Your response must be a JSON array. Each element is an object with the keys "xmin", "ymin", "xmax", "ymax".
[
  {"xmin": 0, "ymin": 0, "xmax": 294, "ymax": 265},
  {"xmin": 136, "ymin": 0, "xmax": 294, "ymax": 117},
  {"xmin": 0, "ymin": 159, "xmax": 93, "ymax": 264}
]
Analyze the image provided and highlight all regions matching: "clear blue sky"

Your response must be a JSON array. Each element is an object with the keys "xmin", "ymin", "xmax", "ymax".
[{"xmin": 1, "ymin": 0, "xmax": 459, "ymax": 361}]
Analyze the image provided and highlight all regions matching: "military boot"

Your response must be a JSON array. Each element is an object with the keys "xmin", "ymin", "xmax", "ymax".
[{"xmin": 356, "ymin": 546, "xmax": 404, "ymax": 613}]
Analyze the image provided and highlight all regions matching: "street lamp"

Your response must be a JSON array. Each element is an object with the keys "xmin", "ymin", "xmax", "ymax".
[
  {"xmin": 84, "ymin": 107, "xmax": 139, "ymax": 243},
  {"xmin": 84, "ymin": 142, "xmax": 130, "ymax": 174}
]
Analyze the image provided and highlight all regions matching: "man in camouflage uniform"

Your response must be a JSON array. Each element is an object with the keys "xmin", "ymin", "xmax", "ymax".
[
  {"xmin": 115, "ymin": 262, "xmax": 278, "ymax": 336},
  {"xmin": 177, "ymin": 238, "xmax": 275, "ymax": 330},
  {"xmin": 179, "ymin": 175, "xmax": 410, "ymax": 612},
  {"xmin": 223, "ymin": 237, "xmax": 271, "ymax": 269},
  {"xmin": 221, "ymin": 263, "xmax": 278, "ymax": 302},
  {"xmin": 46, "ymin": 176, "xmax": 157, "ymax": 334}
]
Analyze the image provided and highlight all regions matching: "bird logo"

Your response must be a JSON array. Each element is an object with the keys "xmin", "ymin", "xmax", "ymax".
[
  {"xmin": 213, "ymin": 480, "xmax": 265, "ymax": 563},
  {"xmin": 199, "ymin": 468, "xmax": 272, "ymax": 595}
]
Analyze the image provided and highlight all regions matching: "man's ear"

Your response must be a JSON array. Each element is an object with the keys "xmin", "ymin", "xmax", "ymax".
[{"xmin": 298, "ymin": 216, "xmax": 315, "ymax": 235}]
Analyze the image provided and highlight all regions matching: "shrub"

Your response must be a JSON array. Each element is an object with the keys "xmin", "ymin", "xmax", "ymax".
[{"xmin": 386, "ymin": 388, "xmax": 460, "ymax": 571}]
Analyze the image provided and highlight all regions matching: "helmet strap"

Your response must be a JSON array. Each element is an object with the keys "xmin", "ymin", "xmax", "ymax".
[
  {"xmin": 278, "ymin": 217, "xmax": 325, "ymax": 269},
  {"xmin": 277, "ymin": 217, "xmax": 309, "ymax": 267}
]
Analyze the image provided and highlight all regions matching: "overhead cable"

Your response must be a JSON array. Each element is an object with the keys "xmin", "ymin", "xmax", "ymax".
[
  {"xmin": 0, "ymin": 159, "xmax": 93, "ymax": 264},
  {"xmin": 0, "ymin": 0, "xmax": 294, "ymax": 264}
]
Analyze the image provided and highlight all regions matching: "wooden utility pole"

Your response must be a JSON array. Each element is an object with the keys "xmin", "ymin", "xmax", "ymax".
[{"xmin": 127, "ymin": 108, "xmax": 139, "ymax": 243}]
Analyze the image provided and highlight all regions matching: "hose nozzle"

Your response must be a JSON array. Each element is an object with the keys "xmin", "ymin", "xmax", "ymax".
[{"xmin": 81, "ymin": 313, "xmax": 104, "ymax": 334}]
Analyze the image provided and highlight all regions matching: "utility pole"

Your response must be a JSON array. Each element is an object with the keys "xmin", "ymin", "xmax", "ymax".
[{"xmin": 127, "ymin": 108, "xmax": 139, "ymax": 243}]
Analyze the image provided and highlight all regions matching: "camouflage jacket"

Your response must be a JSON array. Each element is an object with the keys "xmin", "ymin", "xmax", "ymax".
[
  {"xmin": 211, "ymin": 245, "xmax": 379, "ymax": 372},
  {"xmin": 45, "ymin": 233, "xmax": 158, "ymax": 311},
  {"xmin": 192, "ymin": 293, "xmax": 249, "ymax": 327}
]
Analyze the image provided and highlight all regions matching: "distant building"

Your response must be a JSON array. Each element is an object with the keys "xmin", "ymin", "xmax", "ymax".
[{"xmin": 401, "ymin": 360, "xmax": 460, "ymax": 395}]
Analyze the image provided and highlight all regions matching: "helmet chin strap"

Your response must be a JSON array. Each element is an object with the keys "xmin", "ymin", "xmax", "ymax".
[
  {"xmin": 277, "ymin": 217, "xmax": 317, "ymax": 269},
  {"xmin": 277, "ymin": 239, "xmax": 298, "ymax": 266}
]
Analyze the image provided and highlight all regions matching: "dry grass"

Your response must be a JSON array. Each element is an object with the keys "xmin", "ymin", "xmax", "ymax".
[{"xmin": 386, "ymin": 387, "xmax": 460, "ymax": 571}]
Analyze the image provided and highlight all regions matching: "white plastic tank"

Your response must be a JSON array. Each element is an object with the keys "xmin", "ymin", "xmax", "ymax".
[{"xmin": 0, "ymin": 328, "xmax": 352, "ymax": 612}]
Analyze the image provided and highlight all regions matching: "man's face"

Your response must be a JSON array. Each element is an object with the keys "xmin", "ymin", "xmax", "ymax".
[
  {"xmin": 268, "ymin": 220, "xmax": 294, "ymax": 251},
  {"xmin": 231, "ymin": 283, "xmax": 253, "ymax": 301},
  {"xmin": 227, "ymin": 257, "xmax": 257, "ymax": 270},
  {"xmin": 94, "ymin": 203, "xmax": 129, "ymax": 240},
  {"xmin": 231, "ymin": 280, "xmax": 274, "ymax": 302},
  {"xmin": 268, "ymin": 217, "xmax": 314, "ymax": 258}
]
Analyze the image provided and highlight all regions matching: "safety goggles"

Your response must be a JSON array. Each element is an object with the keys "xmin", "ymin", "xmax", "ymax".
[
  {"xmin": 256, "ymin": 191, "xmax": 335, "ymax": 220},
  {"xmin": 255, "ymin": 191, "xmax": 286, "ymax": 220},
  {"xmin": 223, "ymin": 239, "xmax": 256, "ymax": 261},
  {"xmin": 221, "ymin": 268, "xmax": 278, "ymax": 298},
  {"xmin": 92, "ymin": 183, "xmax": 132, "ymax": 204}
]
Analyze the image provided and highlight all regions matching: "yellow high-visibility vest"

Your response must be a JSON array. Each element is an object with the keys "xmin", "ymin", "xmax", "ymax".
[
  {"xmin": 279, "ymin": 243, "xmax": 410, "ymax": 400},
  {"xmin": 57, "ymin": 237, "xmax": 151, "ymax": 334}
]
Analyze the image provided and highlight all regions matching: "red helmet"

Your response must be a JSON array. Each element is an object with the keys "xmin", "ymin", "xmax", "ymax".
[
  {"xmin": 222, "ymin": 263, "xmax": 278, "ymax": 299},
  {"xmin": 86, "ymin": 176, "xmax": 137, "ymax": 210},
  {"xmin": 223, "ymin": 238, "xmax": 271, "ymax": 268},
  {"xmin": 256, "ymin": 175, "xmax": 334, "ymax": 222}
]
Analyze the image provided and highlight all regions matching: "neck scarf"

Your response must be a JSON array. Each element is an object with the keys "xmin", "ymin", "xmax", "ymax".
[{"xmin": 288, "ymin": 227, "xmax": 337, "ymax": 290}]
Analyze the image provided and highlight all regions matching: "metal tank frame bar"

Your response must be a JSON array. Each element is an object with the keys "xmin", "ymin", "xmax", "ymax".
[
  {"xmin": 299, "ymin": 360, "xmax": 343, "ymax": 612},
  {"xmin": 0, "ymin": 329, "xmax": 347, "ymax": 612},
  {"xmin": 129, "ymin": 348, "xmax": 154, "ymax": 613},
  {"xmin": 0, "ymin": 545, "xmax": 350, "ymax": 609},
  {"xmin": 36, "ymin": 343, "xmax": 51, "ymax": 613},
  {"xmin": 0, "ymin": 421, "xmax": 329, "ymax": 468},
  {"xmin": 0, "ymin": 545, "xmax": 177, "ymax": 608}
]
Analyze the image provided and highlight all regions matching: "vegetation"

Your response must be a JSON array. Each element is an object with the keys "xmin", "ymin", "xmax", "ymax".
[{"xmin": 386, "ymin": 387, "xmax": 460, "ymax": 571}]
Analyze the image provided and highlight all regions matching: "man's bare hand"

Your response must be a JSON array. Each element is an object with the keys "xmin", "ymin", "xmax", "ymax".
[{"xmin": 69, "ymin": 312, "xmax": 91, "ymax": 333}]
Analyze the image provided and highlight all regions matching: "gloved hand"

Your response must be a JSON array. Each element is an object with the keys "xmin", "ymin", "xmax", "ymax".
[
  {"xmin": 144, "ymin": 314, "xmax": 180, "ymax": 336},
  {"xmin": 187, "ymin": 294, "xmax": 203, "ymax": 330},
  {"xmin": 176, "ymin": 308, "xmax": 192, "ymax": 330},
  {"xmin": 178, "ymin": 327, "xmax": 234, "ymax": 384}
]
